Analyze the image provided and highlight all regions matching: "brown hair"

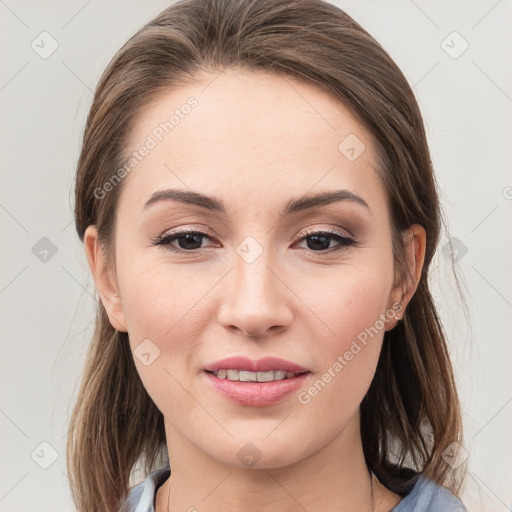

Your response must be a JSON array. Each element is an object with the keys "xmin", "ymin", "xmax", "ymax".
[{"xmin": 68, "ymin": 0, "xmax": 466, "ymax": 510}]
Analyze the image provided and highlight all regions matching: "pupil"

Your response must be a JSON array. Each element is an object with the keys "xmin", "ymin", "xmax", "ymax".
[
  {"xmin": 179, "ymin": 233, "xmax": 203, "ymax": 250},
  {"xmin": 307, "ymin": 235, "xmax": 330, "ymax": 251}
]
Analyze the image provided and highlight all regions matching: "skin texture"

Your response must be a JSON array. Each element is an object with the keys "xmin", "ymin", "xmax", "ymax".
[{"xmin": 84, "ymin": 69, "xmax": 426, "ymax": 512}]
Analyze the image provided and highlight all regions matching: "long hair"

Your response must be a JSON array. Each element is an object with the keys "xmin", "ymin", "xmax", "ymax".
[{"xmin": 68, "ymin": 0, "xmax": 466, "ymax": 510}]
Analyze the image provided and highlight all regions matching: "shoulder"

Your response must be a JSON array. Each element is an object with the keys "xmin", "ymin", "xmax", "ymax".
[
  {"xmin": 391, "ymin": 474, "xmax": 467, "ymax": 512},
  {"xmin": 118, "ymin": 466, "xmax": 170, "ymax": 512}
]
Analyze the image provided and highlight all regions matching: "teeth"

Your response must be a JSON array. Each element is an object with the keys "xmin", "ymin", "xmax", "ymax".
[
  {"xmin": 212, "ymin": 369, "xmax": 300, "ymax": 382},
  {"xmin": 227, "ymin": 369, "xmax": 238, "ymax": 380},
  {"xmin": 272, "ymin": 370, "xmax": 287, "ymax": 381}
]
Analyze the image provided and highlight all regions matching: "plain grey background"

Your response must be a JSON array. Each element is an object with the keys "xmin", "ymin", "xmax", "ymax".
[{"xmin": 1, "ymin": 1, "xmax": 511, "ymax": 510}]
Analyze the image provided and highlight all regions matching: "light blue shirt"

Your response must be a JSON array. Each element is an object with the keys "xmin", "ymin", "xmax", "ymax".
[{"xmin": 119, "ymin": 466, "xmax": 467, "ymax": 512}]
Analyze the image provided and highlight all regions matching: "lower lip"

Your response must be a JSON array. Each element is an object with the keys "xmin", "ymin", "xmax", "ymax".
[{"xmin": 202, "ymin": 371, "xmax": 310, "ymax": 407}]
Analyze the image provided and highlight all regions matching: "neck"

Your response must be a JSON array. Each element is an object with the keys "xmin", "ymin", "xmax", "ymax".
[{"xmin": 156, "ymin": 412, "xmax": 385, "ymax": 512}]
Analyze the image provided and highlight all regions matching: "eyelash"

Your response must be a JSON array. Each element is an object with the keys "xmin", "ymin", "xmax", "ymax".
[{"xmin": 150, "ymin": 227, "xmax": 357, "ymax": 255}]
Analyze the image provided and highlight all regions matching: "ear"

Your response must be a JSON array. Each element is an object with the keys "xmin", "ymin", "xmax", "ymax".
[
  {"xmin": 83, "ymin": 225, "xmax": 128, "ymax": 332},
  {"xmin": 386, "ymin": 224, "xmax": 426, "ymax": 330}
]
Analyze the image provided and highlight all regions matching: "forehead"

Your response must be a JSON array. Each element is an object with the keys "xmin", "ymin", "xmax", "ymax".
[{"xmin": 119, "ymin": 68, "xmax": 383, "ymax": 213}]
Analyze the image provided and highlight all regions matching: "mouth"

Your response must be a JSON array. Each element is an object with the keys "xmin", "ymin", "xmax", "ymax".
[
  {"xmin": 201, "ymin": 356, "xmax": 311, "ymax": 406},
  {"xmin": 202, "ymin": 368, "xmax": 311, "ymax": 407}
]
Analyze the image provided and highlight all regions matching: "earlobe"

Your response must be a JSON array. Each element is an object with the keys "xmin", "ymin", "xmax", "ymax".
[{"xmin": 83, "ymin": 225, "xmax": 128, "ymax": 332}]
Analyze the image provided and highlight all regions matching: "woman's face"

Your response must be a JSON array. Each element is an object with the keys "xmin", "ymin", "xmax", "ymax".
[{"xmin": 87, "ymin": 69, "xmax": 408, "ymax": 469}]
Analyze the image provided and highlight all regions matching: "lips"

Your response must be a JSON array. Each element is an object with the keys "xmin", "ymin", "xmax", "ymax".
[
  {"xmin": 203, "ymin": 370, "xmax": 310, "ymax": 406},
  {"xmin": 202, "ymin": 356, "xmax": 311, "ymax": 406},
  {"xmin": 203, "ymin": 356, "xmax": 309, "ymax": 374}
]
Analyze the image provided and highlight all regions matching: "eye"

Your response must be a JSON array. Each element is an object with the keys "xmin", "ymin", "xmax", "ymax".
[
  {"xmin": 293, "ymin": 229, "xmax": 356, "ymax": 253},
  {"xmin": 151, "ymin": 227, "xmax": 357, "ymax": 254},
  {"xmin": 151, "ymin": 228, "xmax": 217, "ymax": 252}
]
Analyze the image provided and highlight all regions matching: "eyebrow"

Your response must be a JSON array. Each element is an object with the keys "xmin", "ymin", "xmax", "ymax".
[{"xmin": 142, "ymin": 188, "xmax": 370, "ymax": 215}]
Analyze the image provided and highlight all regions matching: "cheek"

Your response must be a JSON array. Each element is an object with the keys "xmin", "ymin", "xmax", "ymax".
[
  {"xmin": 118, "ymin": 249, "xmax": 201, "ymax": 330},
  {"xmin": 111, "ymin": 235, "xmax": 217, "ymax": 418},
  {"xmin": 294, "ymin": 290, "xmax": 387, "ymax": 433},
  {"xmin": 296, "ymin": 260, "xmax": 393, "ymax": 407},
  {"xmin": 307, "ymin": 262, "xmax": 393, "ymax": 347},
  {"xmin": 117, "ymin": 260, "xmax": 214, "ymax": 417}
]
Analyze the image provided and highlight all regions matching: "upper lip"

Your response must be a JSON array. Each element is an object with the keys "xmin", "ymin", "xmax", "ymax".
[{"xmin": 203, "ymin": 356, "xmax": 309, "ymax": 373}]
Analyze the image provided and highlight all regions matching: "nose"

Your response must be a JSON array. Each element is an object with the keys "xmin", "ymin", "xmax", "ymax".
[{"xmin": 217, "ymin": 247, "xmax": 293, "ymax": 339}]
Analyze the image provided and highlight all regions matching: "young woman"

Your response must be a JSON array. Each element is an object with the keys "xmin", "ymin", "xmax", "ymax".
[{"xmin": 67, "ymin": 0, "xmax": 468, "ymax": 510}]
